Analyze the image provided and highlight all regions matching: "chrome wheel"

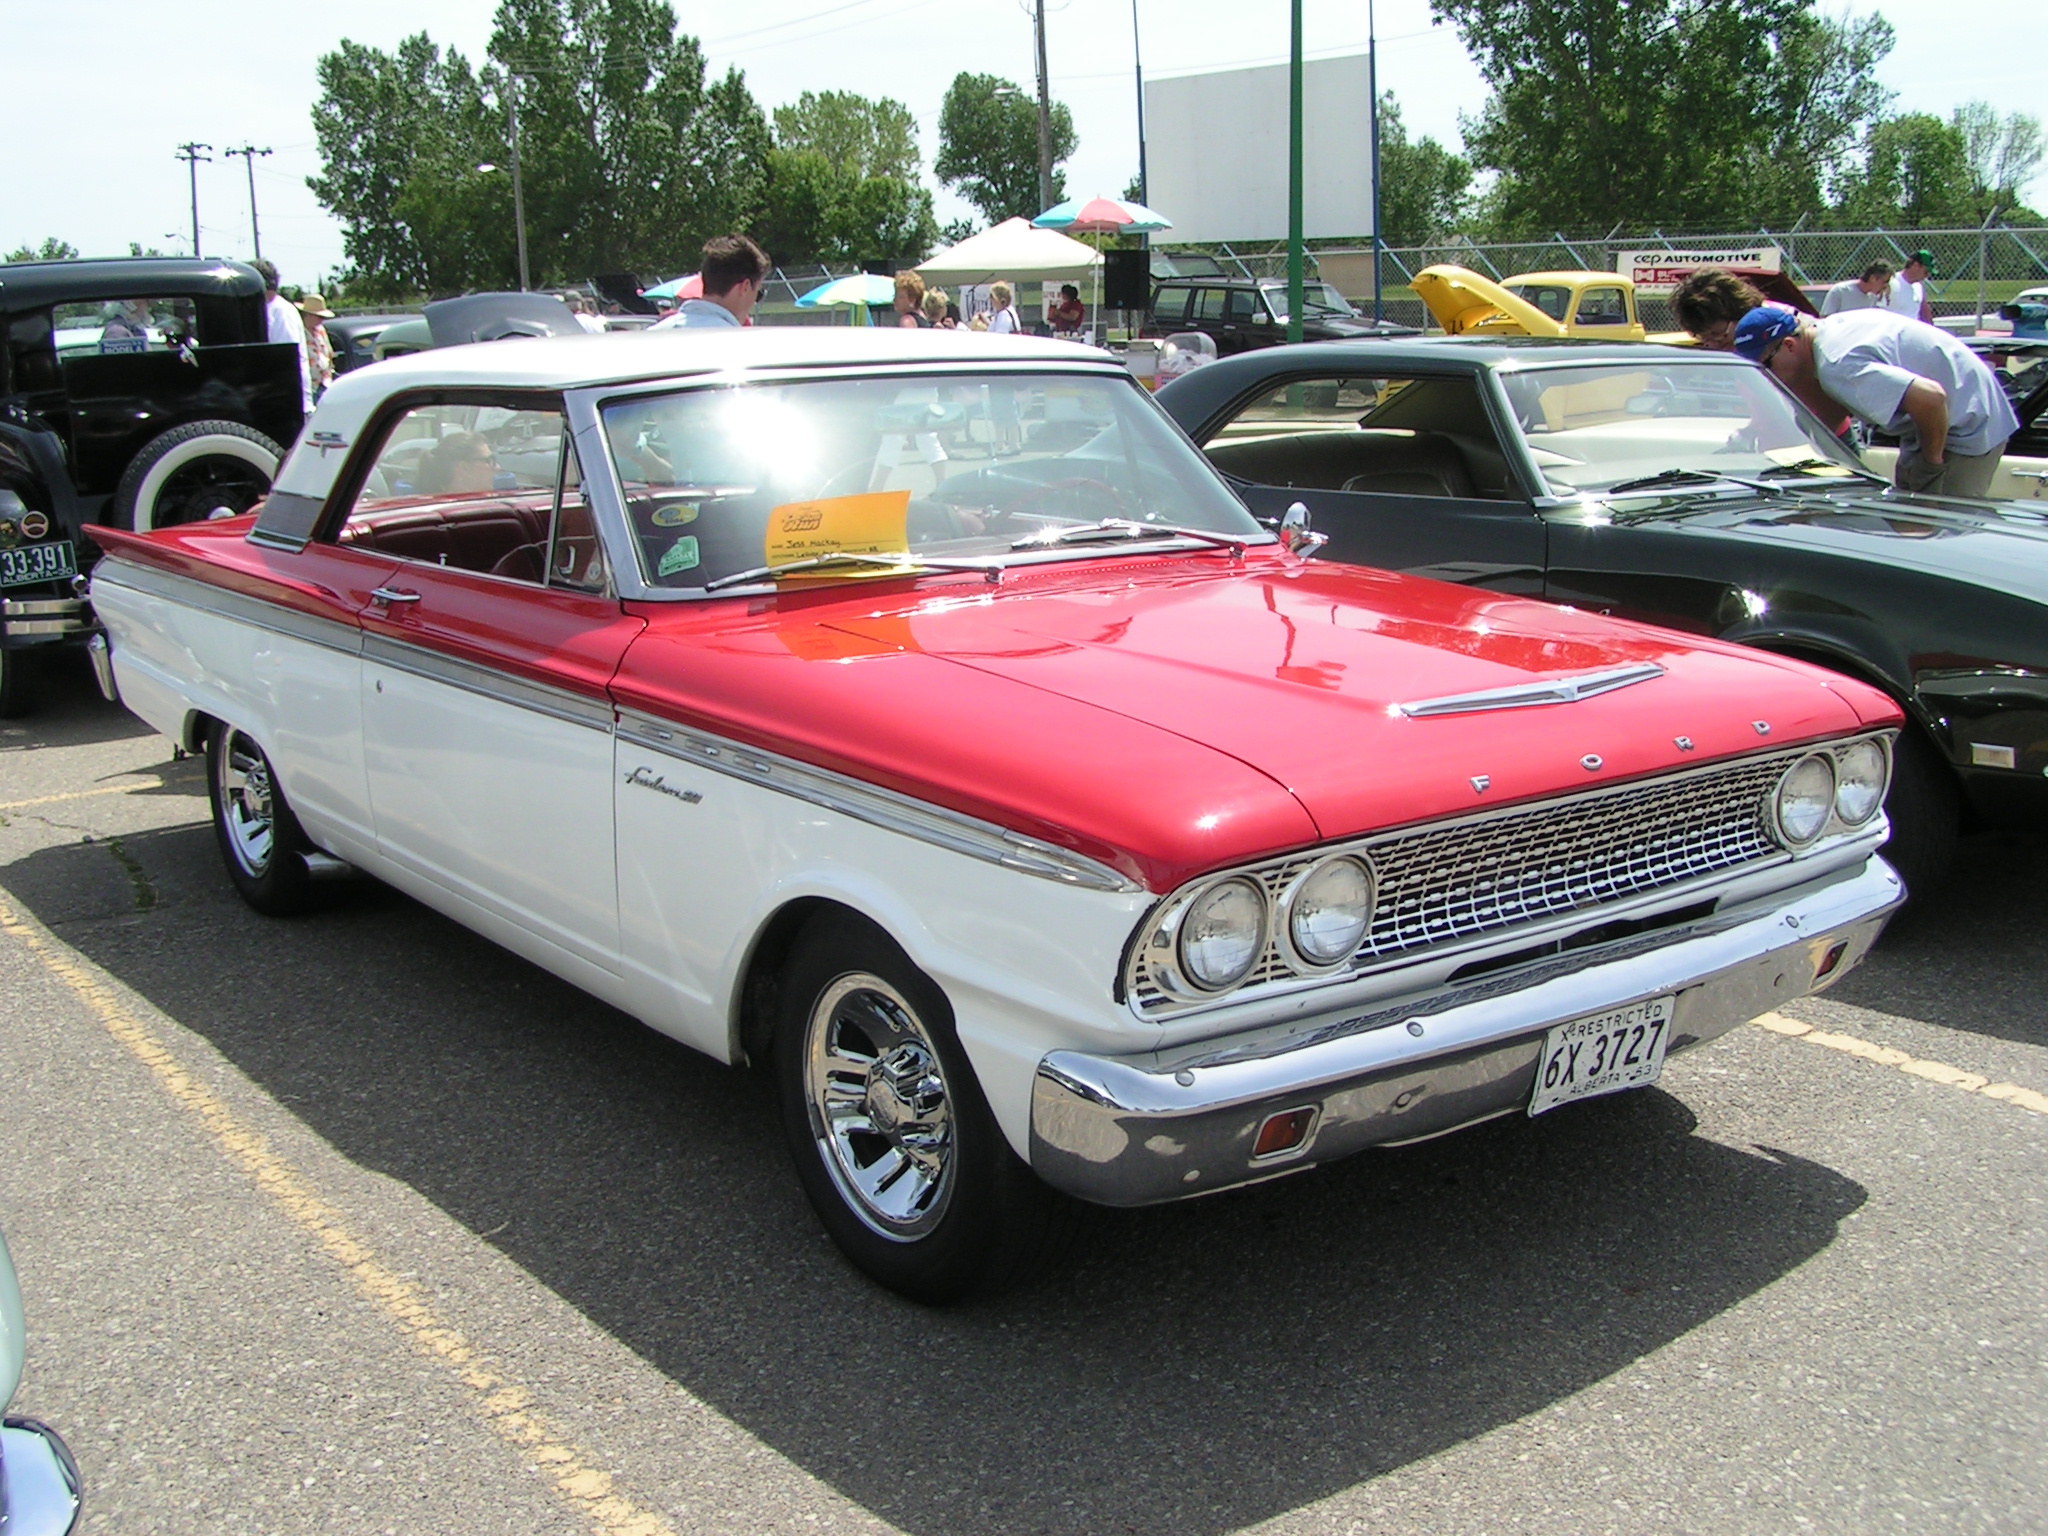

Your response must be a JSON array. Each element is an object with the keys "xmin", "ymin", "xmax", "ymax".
[
  {"xmin": 803, "ymin": 972, "xmax": 956, "ymax": 1241},
  {"xmin": 215, "ymin": 728, "xmax": 276, "ymax": 876}
]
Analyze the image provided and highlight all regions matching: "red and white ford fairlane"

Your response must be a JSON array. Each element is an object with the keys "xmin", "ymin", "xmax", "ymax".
[{"xmin": 86, "ymin": 329, "xmax": 1903, "ymax": 1300}]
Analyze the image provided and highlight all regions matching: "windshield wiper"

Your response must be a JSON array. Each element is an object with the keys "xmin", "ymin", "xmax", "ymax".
[
  {"xmin": 1757, "ymin": 457, "xmax": 1889, "ymax": 485},
  {"xmin": 1009, "ymin": 518, "xmax": 1248, "ymax": 554},
  {"xmin": 701, "ymin": 549, "xmax": 1001, "ymax": 592},
  {"xmin": 1605, "ymin": 467, "xmax": 1785, "ymax": 498}
]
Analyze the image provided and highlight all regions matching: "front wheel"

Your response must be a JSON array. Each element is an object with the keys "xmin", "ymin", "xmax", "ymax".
[
  {"xmin": 774, "ymin": 912, "xmax": 1075, "ymax": 1303},
  {"xmin": 206, "ymin": 723, "xmax": 315, "ymax": 915},
  {"xmin": 1880, "ymin": 728, "xmax": 1959, "ymax": 902}
]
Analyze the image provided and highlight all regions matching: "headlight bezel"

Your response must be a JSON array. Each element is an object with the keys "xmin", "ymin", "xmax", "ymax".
[
  {"xmin": 1171, "ymin": 875, "xmax": 1271, "ymax": 993},
  {"xmin": 1769, "ymin": 751, "xmax": 1838, "ymax": 848},
  {"xmin": 1832, "ymin": 736, "xmax": 1889, "ymax": 826},
  {"xmin": 1279, "ymin": 854, "xmax": 1378, "ymax": 971}
]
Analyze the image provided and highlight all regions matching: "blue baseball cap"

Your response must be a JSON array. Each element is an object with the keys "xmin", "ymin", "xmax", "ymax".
[{"xmin": 1733, "ymin": 305, "xmax": 1800, "ymax": 361}]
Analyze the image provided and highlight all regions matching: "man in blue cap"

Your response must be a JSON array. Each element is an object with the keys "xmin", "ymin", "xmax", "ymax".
[{"xmin": 1735, "ymin": 306, "xmax": 2018, "ymax": 498}]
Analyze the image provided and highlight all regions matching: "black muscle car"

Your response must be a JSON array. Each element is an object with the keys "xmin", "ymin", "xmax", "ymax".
[{"xmin": 1157, "ymin": 338, "xmax": 2048, "ymax": 896}]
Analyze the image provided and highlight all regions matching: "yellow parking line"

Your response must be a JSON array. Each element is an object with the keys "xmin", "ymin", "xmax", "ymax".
[
  {"xmin": 1753, "ymin": 1012, "xmax": 2048, "ymax": 1117},
  {"xmin": 0, "ymin": 777, "xmax": 170, "ymax": 813},
  {"xmin": 0, "ymin": 895, "xmax": 678, "ymax": 1536}
]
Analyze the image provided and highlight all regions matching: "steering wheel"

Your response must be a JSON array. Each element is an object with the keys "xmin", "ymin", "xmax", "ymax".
[{"xmin": 1002, "ymin": 475, "xmax": 1135, "ymax": 523}]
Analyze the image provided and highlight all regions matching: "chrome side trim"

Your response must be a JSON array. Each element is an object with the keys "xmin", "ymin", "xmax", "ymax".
[
  {"xmin": 1398, "ymin": 661, "xmax": 1665, "ymax": 717},
  {"xmin": 89, "ymin": 557, "xmax": 362, "ymax": 655},
  {"xmin": 362, "ymin": 634, "xmax": 615, "ymax": 732},
  {"xmin": 617, "ymin": 709, "xmax": 1141, "ymax": 893}
]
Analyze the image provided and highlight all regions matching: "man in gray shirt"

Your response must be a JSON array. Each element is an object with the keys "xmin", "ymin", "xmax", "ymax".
[
  {"xmin": 1734, "ymin": 306, "xmax": 2019, "ymax": 498},
  {"xmin": 1820, "ymin": 261, "xmax": 1893, "ymax": 315}
]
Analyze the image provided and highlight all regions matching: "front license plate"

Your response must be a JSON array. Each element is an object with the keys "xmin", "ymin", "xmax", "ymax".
[
  {"xmin": 1528, "ymin": 995, "xmax": 1673, "ymax": 1116},
  {"xmin": 0, "ymin": 540, "xmax": 77, "ymax": 588}
]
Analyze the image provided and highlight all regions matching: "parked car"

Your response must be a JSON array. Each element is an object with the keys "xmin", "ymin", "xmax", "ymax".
[
  {"xmin": 1412, "ymin": 264, "xmax": 1816, "ymax": 343},
  {"xmin": 324, "ymin": 312, "xmax": 418, "ymax": 376},
  {"xmin": 88, "ymin": 328, "xmax": 1902, "ymax": 1301},
  {"xmin": 1, "ymin": 1225, "xmax": 84, "ymax": 1535},
  {"xmin": 1147, "ymin": 276, "xmax": 1415, "ymax": 354},
  {"xmin": 0, "ymin": 257, "xmax": 304, "ymax": 713},
  {"xmin": 1157, "ymin": 336, "xmax": 2048, "ymax": 895},
  {"xmin": 370, "ymin": 292, "xmax": 584, "ymax": 364}
]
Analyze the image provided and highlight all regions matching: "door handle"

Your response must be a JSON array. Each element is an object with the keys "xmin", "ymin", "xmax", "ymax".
[{"xmin": 370, "ymin": 587, "xmax": 422, "ymax": 607}]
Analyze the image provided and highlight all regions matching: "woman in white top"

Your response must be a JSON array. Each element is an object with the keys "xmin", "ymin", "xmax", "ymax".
[{"xmin": 985, "ymin": 281, "xmax": 1019, "ymax": 334}]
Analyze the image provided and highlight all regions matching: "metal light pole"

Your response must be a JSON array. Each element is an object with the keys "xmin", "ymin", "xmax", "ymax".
[
  {"xmin": 507, "ymin": 75, "xmax": 531, "ymax": 291},
  {"xmin": 224, "ymin": 145, "xmax": 273, "ymax": 260},
  {"xmin": 1033, "ymin": 0, "xmax": 1055, "ymax": 212},
  {"xmin": 175, "ymin": 143, "xmax": 212, "ymax": 257},
  {"xmin": 1286, "ymin": 0, "xmax": 1304, "ymax": 344},
  {"xmin": 1132, "ymin": 0, "xmax": 1148, "ymax": 207},
  {"xmin": 1977, "ymin": 204, "xmax": 2001, "ymax": 330},
  {"xmin": 1367, "ymin": 0, "xmax": 1383, "ymax": 321}
]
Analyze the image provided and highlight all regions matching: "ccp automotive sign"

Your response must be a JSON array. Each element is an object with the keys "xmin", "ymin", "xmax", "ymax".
[{"xmin": 1616, "ymin": 247, "xmax": 1783, "ymax": 290}]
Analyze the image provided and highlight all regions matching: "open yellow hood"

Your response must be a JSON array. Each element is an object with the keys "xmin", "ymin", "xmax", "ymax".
[{"xmin": 1413, "ymin": 265, "xmax": 1568, "ymax": 337}]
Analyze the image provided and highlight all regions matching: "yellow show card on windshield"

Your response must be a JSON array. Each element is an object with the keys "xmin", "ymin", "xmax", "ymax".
[{"xmin": 763, "ymin": 490, "xmax": 913, "ymax": 582}]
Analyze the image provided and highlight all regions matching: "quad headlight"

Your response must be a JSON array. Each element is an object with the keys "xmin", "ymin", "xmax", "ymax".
[
  {"xmin": 1772, "ymin": 752, "xmax": 1837, "ymax": 847},
  {"xmin": 1177, "ymin": 877, "xmax": 1268, "ymax": 991},
  {"xmin": 1833, "ymin": 738, "xmax": 1888, "ymax": 826},
  {"xmin": 1284, "ymin": 856, "xmax": 1376, "ymax": 968}
]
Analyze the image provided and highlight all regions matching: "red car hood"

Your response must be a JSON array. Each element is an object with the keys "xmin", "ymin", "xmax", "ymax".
[{"xmin": 616, "ymin": 553, "xmax": 1896, "ymax": 892}]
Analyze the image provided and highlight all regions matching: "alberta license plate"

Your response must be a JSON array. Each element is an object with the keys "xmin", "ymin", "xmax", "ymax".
[
  {"xmin": 0, "ymin": 540, "xmax": 77, "ymax": 588},
  {"xmin": 1529, "ymin": 995, "xmax": 1673, "ymax": 1116}
]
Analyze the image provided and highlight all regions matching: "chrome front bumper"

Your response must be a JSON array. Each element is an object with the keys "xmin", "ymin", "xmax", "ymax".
[
  {"xmin": 0, "ymin": 1417, "xmax": 83, "ymax": 1536},
  {"xmin": 1031, "ymin": 855, "xmax": 1902, "ymax": 1206}
]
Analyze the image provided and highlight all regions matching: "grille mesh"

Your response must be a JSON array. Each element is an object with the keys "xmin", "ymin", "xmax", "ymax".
[{"xmin": 1132, "ymin": 751, "xmax": 1793, "ymax": 1013}]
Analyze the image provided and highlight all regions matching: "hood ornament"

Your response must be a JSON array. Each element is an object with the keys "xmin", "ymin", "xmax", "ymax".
[
  {"xmin": 1279, "ymin": 502, "xmax": 1328, "ymax": 557},
  {"xmin": 1398, "ymin": 662, "xmax": 1665, "ymax": 718}
]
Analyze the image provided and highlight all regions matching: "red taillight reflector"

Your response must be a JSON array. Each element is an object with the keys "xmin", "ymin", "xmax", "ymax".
[
  {"xmin": 1815, "ymin": 940, "xmax": 1849, "ymax": 979},
  {"xmin": 1252, "ymin": 1107, "xmax": 1317, "ymax": 1159}
]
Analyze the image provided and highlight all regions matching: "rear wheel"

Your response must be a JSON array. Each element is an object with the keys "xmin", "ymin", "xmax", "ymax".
[
  {"xmin": 206, "ymin": 723, "xmax": 315, "ymax": 915},
  {"xmin": 774, "ymin": 911, "xmax": 1076, "ymax": 1303},
  {"xmin": 113, "ymin": 421, "xmax": 282, "ymax": 532}
]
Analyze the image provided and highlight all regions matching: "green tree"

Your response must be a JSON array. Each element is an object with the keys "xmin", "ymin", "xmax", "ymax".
[
  {"xmin": 5, "ymin": 237, "xmax": 80, "ymax": 264},
  {"xmin": 759, "ymin": 91, "xmax": 937, "ymax": 265},
  {"xmin": 1833, "ymin": 113, "xmax": 1973, "ymax": 226},
  {"xmin": 1436, "ymin": 0, "xmax": 1891, "ymax": 234},
  {"xmin": 935, "ymin": 73, "xmax": 1075, "ymax": 224},
  {"xmin": 1738, "ymin": 10, "xmax": 1894, "ymax": 224},
  {"xmin": 775, "ymin": 91, "xmax": 920, "ymax": 183},
  {"xmin": 1953, "ymin": 101, "xmax": 2044, "ymax": 222},
  {"xmin": 1374, "ymin": 94, "xmax": 1472, "ymax": 245}
]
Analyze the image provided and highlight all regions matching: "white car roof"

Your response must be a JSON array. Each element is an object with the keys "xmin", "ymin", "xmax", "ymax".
[{"xmin": 272, "ymin": 327, "xmax": 1120, "ymax": 503}]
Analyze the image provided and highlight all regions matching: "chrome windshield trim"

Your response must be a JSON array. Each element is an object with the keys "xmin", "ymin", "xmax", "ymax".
[
  {"xmin": 616, "ymin": 709, "xmax": 1141, "ymax": 893},
  {"xmin": 88, "ymin": 557, "xmax": 361, "ymax": 654},
  {"xmin": 362, "ymin": 633, "xmax": 615, "ymax": 731},
  {"xmin": 1397, "ymin": 661, "xmax": 1665, "ymax": 717}
]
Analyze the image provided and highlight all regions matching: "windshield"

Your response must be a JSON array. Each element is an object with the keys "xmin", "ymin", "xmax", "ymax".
[
  {"xmin": 1496, "ymin": 361, "xmax": 1867, "ymax": 496},
  {"xmin": 1266, "ymin": 283, "xmax": 1357, "ymax": 321},
  {"xmin": 599, "ymin": 371, "xmax": 1265, "ymax": 592}
]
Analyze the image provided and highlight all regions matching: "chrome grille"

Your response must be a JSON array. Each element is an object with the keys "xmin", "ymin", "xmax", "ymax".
[{"xmin": 1130, "ymin": 750, "xmax": 1797, "ymax": 1014}]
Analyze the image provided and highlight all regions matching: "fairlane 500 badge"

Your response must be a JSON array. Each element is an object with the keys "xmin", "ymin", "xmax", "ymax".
[{"xmin": 625, "ymin": 765, "xmax": 702, "ymax": 803}]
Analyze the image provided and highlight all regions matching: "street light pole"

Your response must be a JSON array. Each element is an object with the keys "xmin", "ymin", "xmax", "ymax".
[
  {"xmin": 508, "ymin": 75, "xmax": 531, "ymax": 291},
  {"xmin": 1033, "ymin": 0, "xmax": 1055, "ymax": 213},
  {"xmin": 1367, "ymin": 0, "xmax": 1383, "ymax": 322},
  {"xmin": 1132, "ymin": 0, "xmax": 1148, "ymax": 208},
  {"xmin": 224, "ymin": 145, "xmax": 273, "ymax": 260},
  {"xmin": 1287, "ymin": 0, "xmax": 1304, "ymax": 344},
  {"xmin": 175, "ymin": 142, "xmax": 212, "ymax": 258}
]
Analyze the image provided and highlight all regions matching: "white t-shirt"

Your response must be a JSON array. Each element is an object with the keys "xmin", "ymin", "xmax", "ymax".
[
  {"xmin": 1885, "ymin": 272, "xmax": 1925, "ymax": 317},
  {"xmin": 265, "ymin": 293, "xmax": 312, "ymax": 410},
  {"xmin": 986, "ymin": 305, "xmax": 1019, "ymax": 334},
  {"xmin": 1821, "ymin": 279, "xmax": 1884, "ymax": 316},
  {"xmin": 1812, "ymin": 308, "xmax": 2019, "ymax": 457}
]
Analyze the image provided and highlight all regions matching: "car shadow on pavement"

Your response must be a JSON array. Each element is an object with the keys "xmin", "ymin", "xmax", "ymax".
[
  {"xmin": 5, "ymin": 822, "xmax": 1870, "ymax": 1536},
  {"xmin": 0, "ymin": 652, "xmax": 160, "ymax": 751},
  {"xmin": 1827, "ymin": 829, "xmax": 2048, "ymax": 1049}
]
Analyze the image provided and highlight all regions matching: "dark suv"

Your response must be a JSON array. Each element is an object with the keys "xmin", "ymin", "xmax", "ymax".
[
  {"xmin": 0, "ymin": 257, "xmax": 304, "ymax": 713},
  {"xmin": 1147, "ymin": 277, "xmax": 1414, "ymax": 355}
]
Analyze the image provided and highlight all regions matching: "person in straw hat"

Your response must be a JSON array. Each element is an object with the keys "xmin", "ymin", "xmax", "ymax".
[{"xmin": 297, "ymin": 292, "xmax": 337, "ymax": 398}]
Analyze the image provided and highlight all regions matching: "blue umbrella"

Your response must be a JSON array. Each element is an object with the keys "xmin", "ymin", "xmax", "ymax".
[{"xmin": 796, "ymin": 274, "xmax": 898, "ymax": 308}]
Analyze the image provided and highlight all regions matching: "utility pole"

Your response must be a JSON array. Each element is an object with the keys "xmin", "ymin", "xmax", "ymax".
[
  {"xmin": 175, "ymin": 143, "xmax": 213, "ymax": 258},
  {"xmin": 1132, "ymin": 0, "xmax": 1147, "ymax": 207},
  {"xmin": 1367, "ymin": 0, "xmax": 1383, "ymax": 321},
  {"xmin": 224, "ymin": 144, "xmax": 273, "ymax": 260},
  {"xmin": 1286, "ymin": 0, "xmax": 1304, "ymax": 344},
  {"xmin": 507, "ymin": 76, "xmax": 531, "ymax": 291},
  {"xmin": 1032, "ymin": 0, "xmax": 1054, "ymax": 214}
]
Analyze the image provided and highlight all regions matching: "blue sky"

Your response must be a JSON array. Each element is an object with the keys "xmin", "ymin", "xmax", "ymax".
[{"xmin": 2, "ymin": 0, "xmax": 2040, "ymax": 284}]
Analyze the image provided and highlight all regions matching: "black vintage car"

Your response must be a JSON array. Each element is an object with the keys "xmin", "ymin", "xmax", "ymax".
[
  {"xmin": 1, "ymin": 257, "xmax": 304, "ymax": 712},
  {"xmin": 1157, "ymin": 338, "xmax": 2048, "ymax": 896},
  {"xmin": 1147, "ymin": 276, "xmax": 1414, "ymax": 355}
]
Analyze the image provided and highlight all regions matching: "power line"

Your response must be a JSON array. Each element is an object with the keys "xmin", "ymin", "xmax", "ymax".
[{"xmin": 223, "ymin": 145, "xmax": 274, "ymax": 260}]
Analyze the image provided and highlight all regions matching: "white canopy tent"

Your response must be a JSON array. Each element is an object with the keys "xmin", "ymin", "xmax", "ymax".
[{"xmin": 915, "ymin": 217, "xmax": 1103, "ymax": 285}]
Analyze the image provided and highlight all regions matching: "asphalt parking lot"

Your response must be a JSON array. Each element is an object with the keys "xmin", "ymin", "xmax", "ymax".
[{"xmin": 2, "ymin": 654, "xmax": 2043, "ymax": 1536}]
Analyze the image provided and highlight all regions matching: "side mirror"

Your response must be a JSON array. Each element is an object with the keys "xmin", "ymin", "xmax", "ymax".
[{"xmin": 1279, "ymin": 501, "xmax": 1328, "ymax": 557}]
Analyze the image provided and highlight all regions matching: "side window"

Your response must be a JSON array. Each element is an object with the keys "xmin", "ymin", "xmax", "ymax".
[
  {"xmin": 1151, "ymin": 287, "xmax": 1189, "ymax": 323},
  {"xmin": 1573, "ymin": 286, "xmax": 1630, "ymax": 325},
  {"xmin": 51, "ymin": 297, "xmax": 198, "ymax": 357},
  {"xmin": 338, "ymin": 400, "xmax": 567, "ymax": 579},
  {"xmin": 1226, "ymin": 288, "xmax": 1266, "ymax": 322},
  {"xmin": 1194, "ymin": 289, "xmax": 1228, "ymax": 323},
  {"xmin": 1200, "ymin": 374, "xmax": 1513, "ymax": 500}
]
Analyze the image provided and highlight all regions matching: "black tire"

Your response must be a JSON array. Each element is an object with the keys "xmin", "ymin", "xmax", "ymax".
[
  {"xmin": 1879, "ymin": 727, "xmax": 1959, "ymax": 902},
  {"xmin": 112, "ymin": 420, "xmax": 283, "ymax": 532},
  {"xmin": 205, "ymin": 722, "xmax": 316, "ymax": 916},
  {"xmin": 774, "ymin": 911, "xmax": 1077, "ymax": 1303},
  {"xmin": 0, "ymin": 645, "xmax": 30, "ymax": 719}
]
